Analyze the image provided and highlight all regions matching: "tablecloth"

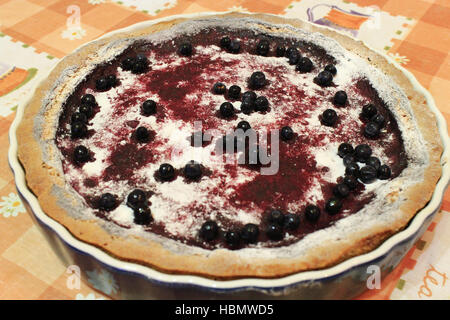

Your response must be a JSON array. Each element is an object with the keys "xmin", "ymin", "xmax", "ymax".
[{"xmin": 0, "ymin": 0, "xmax": 449, "ymax": 300}]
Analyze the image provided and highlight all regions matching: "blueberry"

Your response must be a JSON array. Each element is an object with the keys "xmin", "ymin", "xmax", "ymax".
[
  {"xmin": 135, "ymin": 54, "xmax": 148, "ymax": 64},
  {"xmin": 199, "ymin": 220, "xmax": 219, "ymax": 241},
  {"xmin": 285, "ymin": 47, "xmax": 298, "ymax": 58},
  {"xmin": 141, "ymin": 100, "xmax": 157, "ymax": 116},
  {"xmin": 135, "ymin": 126, "xmax": 149, "ymax": 142},
  {"xmin": 254, "ymin": 96, "xmax": 269, "ymax": 112},
  {"xmin": 106, "ymin": 74, "xmax": 117, "ymax": 87},
  {"xmin": 81, "ymin": 94, "xmax": 96, "ymax": 106},
  {"xmin": 178, "ymin": 42, "xmax": 192, "ymax": 56},
  {"xmin": 362, "ymin": 104, "xmax": 377, "ymax": 119},
  {"xmin": 225, "ymin": 230, "xmax": 240, "ymax": 248},
  {"xmin": 366, "ymin": 157, "xmax": 381, "ymax": 171},
  {"xmin": 131, "ymin": 60, "xmax": 148, "ymax": 74},
  {"xmin": 228, "ymin": 85, "xmax": 241, "ymax": 99},
  {"xmin": 321, "ymin": 109, "xmax": 338, "ymax": 126},
  {"xmin": 338, "ymin": 143, "xmax": 354, "ymax": 158},
  {"xmin": 267, "ymin": 209, "xmax": 285, "ymax": 226},
  {"xmin": 99, "ymin": 193, "xmax": 116, "ymax": 211},
  {"xmin": 71, "ymin": 112, "xmax": 87, "ymax": 124},
  {"xmin": 133, "ymin": 205, "xmax": 152, "ymax": 225},
  {"xmin": 284, "ymin": 214, "xmax": 300, "ymax": 230},
  {"xmin": 288, "ymin": 50, "xmax": 300, "ymax": 65},
  {"xmin": 355, "ymin": 144, "xmax": 372, "ymax": 162},
  {"xmin": 240, "ymin": 100, "xmax": 254, "ymax": 114},
  {"xmin": 220, "ymin": 36, "xmax": 231, "ymax": 49},
  {"xmin": 343, "ymin": 154, "xmax": 356, "ymax": 167},
  {"xmin": 228, "ymin": 40, "xmax": 240, "ymax": 53},
  {"xmin": 345, "ymin": 162, "xmax": 360, "ymax": 176},
  {"xmin": 364, "ymin": 122, "xmax": 380, "ymax": 139},
  {"xmin": 212, "ymin": 82, "xmax": 226, "ymax": 95},
  {"xmin": 276, "ymin": 46, "xmax": 286, "ymax": 57},
  {"xmin": 315, "ymin": 71, "xmax": 333, "ymax": 86},
  {"xmin": 79, "ymin": 104, "xmax": 93, "ymax": 118},
  {"xmin": 127, "ymin": 189, "xmax": 147, "ymax": 208},
  {"xmin": 71, "ymin": 122, "xmax": 87, "ymax": 139},
  {"xmin": 131, "ymin": 55, "xmax": 149, "ymax": 74},
  {"xmin": 333, "ymin": 183, "xmax": 350, "ymax": 198},
  {"xmin": 305, "ymin": 205, "xmax": 321, "ymax": 222},
  {"xmin": 220, "ymin": 102, "xmax": 235, "ymax": 118},
  {"xmin": 333, "ymin": 91, "xmax": 347, "ymax": 106},
  {"xmin": 121, "ymin": 57, "xmax": 136, "ymax": 71},
  {"xmin": 242, "ymin": 91, "xmax": 257, "ymax": 103},
  {"xmin": 240, "ymin": 223, "xmax": 259, "ymax": 244},
  {"xmin": 371, "ymin": 114, "xmax": 385, "ymax": 127},
  {"xmin": 359, "ymin": 165, "xmax": 378, "ymax": 183},
  {"xmin": 158, "ymin": 163, "xmax": 175, "ymax": 181},
  {"xmin": 95, "ymin": 77, "xmax": 110, "ymax": 91},
  {"xmin": 343, "ymin": 175, "xmax": 358, "ymax": 190},
  {"xmin": 324, "ymin": 64, "xmax": 337, "ymax": 75},
  {"xmin": 378, "ymin": 164, "xmax": 391, "ymax": 180},
  {"xmin": 249, "ymin": 71, "xmax": 266, "ymax": 90},
  {"xmin": 280, "ymin": 126, "xmax": 294, "ymax": 141},
  {"xmin": 236, "ymin": 120, "xmax": 251, "ymax": 132},
  {"xmin": 296, "ymin": 57, "xmax": 313, "ymax": 72},
  {"xmin": 266, "ymin": 223, "xmax": 284, "ymax": 241},
  {"xmin": 73, "ymin": 145, "xmax": 89, "ymax": 163},
  {"xmin": 184, "ymin": 161, "xmax": 202, "ymax": 180},
  {"xmin": 256, "ymin": 40, "xmax": 270, "ymax": 56},
  {"xmin": 325, "ymin": 198, "xmax": 342, "ymax": 215}
]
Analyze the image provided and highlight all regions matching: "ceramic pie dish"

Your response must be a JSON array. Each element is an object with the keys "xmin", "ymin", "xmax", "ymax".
[{"xmin": 8, "ymin": 12, "xmax": 450, "ymax": 299}]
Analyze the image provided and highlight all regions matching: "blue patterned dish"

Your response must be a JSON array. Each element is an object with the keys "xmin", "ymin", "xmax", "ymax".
[{"xmin": 8, "ymin": 12, "xmax": 450, "ymax": 299}]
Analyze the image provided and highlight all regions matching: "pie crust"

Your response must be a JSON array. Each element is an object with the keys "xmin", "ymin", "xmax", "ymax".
[{"xmin": 17, "ymin": 13, "xmax": 443, "ymax": 279}]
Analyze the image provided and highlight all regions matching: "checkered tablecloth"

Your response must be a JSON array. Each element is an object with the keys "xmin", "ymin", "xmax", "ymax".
[{"xmin": 0, "ymin": 0, "xmax": 449, "ymax": 300}]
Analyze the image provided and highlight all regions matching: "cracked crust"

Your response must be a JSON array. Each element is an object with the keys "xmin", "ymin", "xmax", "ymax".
[{"xmin": 17, "ymin": 13, "xmax": 443, "ymax": 279}]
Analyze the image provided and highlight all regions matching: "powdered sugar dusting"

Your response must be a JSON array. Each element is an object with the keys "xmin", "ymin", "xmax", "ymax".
[{"xmin": 39, "ymin": 17, "xmax": 428, "ymax": 258}]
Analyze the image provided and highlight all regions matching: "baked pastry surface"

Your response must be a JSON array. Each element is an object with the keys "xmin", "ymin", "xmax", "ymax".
[{"xmin": 17, "ymin": 13, "xmax": 443, "ymax": 279}]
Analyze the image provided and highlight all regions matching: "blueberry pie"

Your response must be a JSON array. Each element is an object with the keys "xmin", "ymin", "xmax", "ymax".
[{"xmin": 17, "ymin": 14, "xmax": 443, "ymax": 278}]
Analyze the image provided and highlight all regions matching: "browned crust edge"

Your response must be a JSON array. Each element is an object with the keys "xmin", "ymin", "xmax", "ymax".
[{"xmin": 16, "ymin": 13, "xmax": 443, "ymax": 279}]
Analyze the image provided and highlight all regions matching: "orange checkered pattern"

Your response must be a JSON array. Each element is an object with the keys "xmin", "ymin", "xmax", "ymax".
[
  {"xmin": 0, "ymin": 0, "xmax": 448, "ymax": 300},
  {"xmin": 0, "ymin": 0, "xmax": 293, "ymax": 58}
]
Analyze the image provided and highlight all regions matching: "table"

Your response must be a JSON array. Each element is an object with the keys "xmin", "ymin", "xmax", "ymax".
[{"xmin": 0, "ymin": 0, "xmax": 448, "ymax": 300}]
